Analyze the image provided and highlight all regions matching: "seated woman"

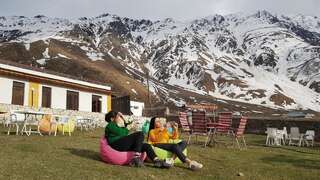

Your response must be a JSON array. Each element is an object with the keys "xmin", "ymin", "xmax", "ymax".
[
  {"xmin": 105, "ymin": 111, "xmax": 171, "ymax": 168},
  {"xmin": 148, "ymin": 117, "xmax": 203, "ymax": 170}
]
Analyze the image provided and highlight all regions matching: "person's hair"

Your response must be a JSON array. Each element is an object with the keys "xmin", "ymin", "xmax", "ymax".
[
  {"xmin": 105, "ymin": 111, "xmax": 118, "ymax": 122},
  {"xmin": 147, "ymin": 117, "xmax": 157, "ymax": 140}
]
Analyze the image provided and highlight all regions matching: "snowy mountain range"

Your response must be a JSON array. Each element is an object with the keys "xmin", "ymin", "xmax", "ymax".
[{"xmin": 1, "ymin": 10, "xmax": 320, "ymax": 113}]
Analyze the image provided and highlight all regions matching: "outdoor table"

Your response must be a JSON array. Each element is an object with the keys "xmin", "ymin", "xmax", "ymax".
[
  {"xmin": 14, "ymin": 111, "xmax": 51, "ymax": 136},
  {"xmin": 206, "ymin": 120, "xmax": 233, "ymax": 147},
  {"xmin": 77, "ymin": 118, "xmax": 94, "ymax": 131},
  {"xmin": 206, "ymin": 124, "xmax": 216, "ymax": 147}
]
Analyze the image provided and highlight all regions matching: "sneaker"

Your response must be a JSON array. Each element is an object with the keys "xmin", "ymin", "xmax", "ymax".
[
  {"xmin": 189, "ymin": 161, "xmax": 203, "ymax": 170},
  {"xmin": 154, "ymin": 159, "xmax": 172, "ymax": 168},
  {"xmin": 165, "ymin": 158, "xmax": 174, "ymax": 167},
  {"xmin": 129, "ymin": 157, "xmax": 144, "ymax": 167}
]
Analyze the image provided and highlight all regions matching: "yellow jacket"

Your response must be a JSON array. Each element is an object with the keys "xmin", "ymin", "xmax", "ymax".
[{"xmin": 148, "ymin": 128, "xmax": 179, "ymax": 144}]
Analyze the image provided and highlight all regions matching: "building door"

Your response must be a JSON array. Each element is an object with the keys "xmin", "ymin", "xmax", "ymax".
[
  {"xmin": 28, "ymin": 82, "xmax": 39, "ymax": 108},
  {"xmin": 92, "ymin": 95, "xmax": 102, "ymax": 112}
]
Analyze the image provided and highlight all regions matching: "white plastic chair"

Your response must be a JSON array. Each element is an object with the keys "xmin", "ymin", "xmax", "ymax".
[
  {"xmin": 1, "ymin": 113, "xmax": 8, "ymax": 127},
  {"xmin": 302, "ymin": 130, "xmax": 315, "ymax": 147},
  {"xmin": 282, "ymin": 127, "xmax": 288, "ymax": 143},
  {"xmin": 50, "ymin": 115, "xmax": 71, "ymax": 136},
  {"xmin": 275, "ymin": 127, "xmax": 287, "ymax": 145},
  {"xmin": 24, "ymin": 113, "xmax": 43, "ymax": 136},
  {"xmin": 266, "ymin": 128, "xmax": 276, "ymax": 146},
  {"xmin": 266, "ymin": 128, "xmax": 285, "ymax": 146},
  {"xmin": 288, "ymin": 127, "xmax": 303, "ymax": 146},
  {"xmin": 6, "ymin": 112, "xmax": 25, "ymax": 135}
]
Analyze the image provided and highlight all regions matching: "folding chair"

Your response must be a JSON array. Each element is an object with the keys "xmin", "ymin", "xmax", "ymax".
[
  {"xmin": 189, "ymin": 111, "xmax": 212, "ymax": 147},
  {"xmin": 178, "ymin": 111, "xmax": 192, "ymax": 144},
  {"xmin": 232, "ymin": 116, "xmax": 248, "ymax": 149},
  {"xmin": 213, "ymin": 112, "xmax": 233, "ymax": 136}
]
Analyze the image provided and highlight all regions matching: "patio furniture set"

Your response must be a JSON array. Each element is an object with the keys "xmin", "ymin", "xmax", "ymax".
[
  {"xmin": 265, "ymin": 127, "xmax": 315, "ymax": 147},
  {"xmin": 1, "ymin": 110, "xmax": 97, "ymax": 136},
  {"xmin": 178, "ymin": 111, "xmax": 248, "ymax": 149}
]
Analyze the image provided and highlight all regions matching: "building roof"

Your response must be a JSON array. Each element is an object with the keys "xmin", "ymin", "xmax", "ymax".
[
  {"xmin": 0, "ymin": 59, "xmax": 112, "ymax": 93},
  {"xmin": 185, "ymin": 103, "xmax": 218, "ymax": 111}
]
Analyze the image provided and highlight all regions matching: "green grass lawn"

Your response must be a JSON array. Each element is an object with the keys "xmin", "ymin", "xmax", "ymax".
[{"xmin": 0, "ymin": 127, "xmax": 320, "ymax": 180}]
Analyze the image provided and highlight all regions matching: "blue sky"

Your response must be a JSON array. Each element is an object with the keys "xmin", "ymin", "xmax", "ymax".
[{"xmin": 0, "ymin": 0, "xmax": 319, "ymax": 20}]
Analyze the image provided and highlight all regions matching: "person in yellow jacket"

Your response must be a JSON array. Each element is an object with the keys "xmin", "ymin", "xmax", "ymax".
[{"xmin": 147, "ymin": 117, "xmax": 203, "ymax": 170}]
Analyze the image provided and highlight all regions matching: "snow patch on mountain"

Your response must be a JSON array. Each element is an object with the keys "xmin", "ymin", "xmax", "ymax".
[{"xmin": 1, "ymin": 11, "xmax": 320, "ymax": 111}]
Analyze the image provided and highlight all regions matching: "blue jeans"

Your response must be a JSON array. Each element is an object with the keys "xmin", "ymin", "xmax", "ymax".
[{"xmin": 154, "ymin": 141, "xmax": 188, "ymax": 163}]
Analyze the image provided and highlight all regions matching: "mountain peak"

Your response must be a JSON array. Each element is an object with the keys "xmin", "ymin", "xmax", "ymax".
[
  {"xmin": 1, "ymin": 12, "xmax": 320, "ymax": 112},
  {"xmin": 254, "ymin": 10, "xmax": 274, "ymax": 17},
  {"xmin": 34, "ymin": 15, "xmax": 47, "ymax": 18}
]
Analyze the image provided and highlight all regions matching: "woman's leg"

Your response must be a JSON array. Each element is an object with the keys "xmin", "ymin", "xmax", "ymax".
[
  {"xmin": 141, "ymin": 143, "xmax": 157, "ymax": 161},
  {"xmin": 177, "ymin": 140, "xmax": 188, "ymax": 151},
  {"xmin": 171, "ymin": 141, "xmax": 187, "ymax": 160},
  {"xmin": 154, "ymin": 143, "xmax": 187, "ymax": 163},
  {"xmin": 155, "ymin": 141, "xmax": 202, "ymax": 170},
  {"xmin": 109, "ymin": 131, "xmax": 144, "ymax": 152},
  {"xmin": 109, "ymin": 132, "xmax": 171, "ymax": 168},
  {"xmin": 141, "ymin": 143, "xmax": 172, "ymax": 168}
]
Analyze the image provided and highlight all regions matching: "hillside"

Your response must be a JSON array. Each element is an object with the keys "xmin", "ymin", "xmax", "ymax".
[{"xmin": 1, "ymin": 11, "xmax": 320, "ymax": 114}]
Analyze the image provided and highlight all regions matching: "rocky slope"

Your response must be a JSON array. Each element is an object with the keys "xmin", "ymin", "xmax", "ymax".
[{"xmin": 1, "ymin": 10, "xmax": 320, "ymax": 113}]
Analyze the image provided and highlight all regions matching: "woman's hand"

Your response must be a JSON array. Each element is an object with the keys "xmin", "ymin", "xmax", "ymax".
[
  {"xmin": 172, "ymin": 122, "xmax": 178, "ymax": 129},
  {"xmin": 159, "ymin": 126, "xmax": 165, "ymax": 131},
  {"xmin": 115, "ymin": 112, "xmax": 125, "ymax": 127}
]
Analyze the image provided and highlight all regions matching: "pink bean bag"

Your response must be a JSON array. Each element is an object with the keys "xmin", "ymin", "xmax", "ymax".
[{"xmin": 100, "ymin": 137, "xmax": 146, "ymax": 165}]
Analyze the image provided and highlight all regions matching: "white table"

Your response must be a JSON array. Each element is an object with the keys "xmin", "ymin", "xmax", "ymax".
[
  {"xmin": 76, "ymin": 118, "xmax": 94, "ymax": 131},
  {"xmin": 14, "ymin": 111, "xmax": 51, "ymax": 136}
]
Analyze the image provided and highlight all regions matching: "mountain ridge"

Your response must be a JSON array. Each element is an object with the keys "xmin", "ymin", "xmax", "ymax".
[{"xmin": 1, "ymin": 10, "xmax": 320, "ymax": 113}]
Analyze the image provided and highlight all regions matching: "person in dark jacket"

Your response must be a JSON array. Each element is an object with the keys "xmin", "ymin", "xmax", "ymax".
[{"xmin": 105, "ymin": 110, "xmax": 171, "ymax": 168}]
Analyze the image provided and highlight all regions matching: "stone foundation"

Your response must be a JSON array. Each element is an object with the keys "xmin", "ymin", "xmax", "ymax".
[{"xmin": 0, "ymin": 103, "xmax": 107, "ymax": 127}]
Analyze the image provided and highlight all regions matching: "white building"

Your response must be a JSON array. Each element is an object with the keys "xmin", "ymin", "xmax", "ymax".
[
  {"xmin": 0, "ymin": 60, "xmax": 112, "ymax": 113},
  {"xmin": 130, "ymin": 101, "xmax": 145, "ymax": 116}
]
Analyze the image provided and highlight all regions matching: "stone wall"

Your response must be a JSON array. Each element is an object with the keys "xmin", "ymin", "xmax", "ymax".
[
  {"xmin": 0, "ymin": 103, "xmax": 107, "ymax": 127},
  {"xmin": 0, "ymin": 103, "xmax": 160, "ymax": 129}
]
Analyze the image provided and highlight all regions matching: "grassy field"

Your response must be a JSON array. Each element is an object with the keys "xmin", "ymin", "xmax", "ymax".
[{"xmin": 0, "ymin": 127, "xmax": 320, "ymax": 180}]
